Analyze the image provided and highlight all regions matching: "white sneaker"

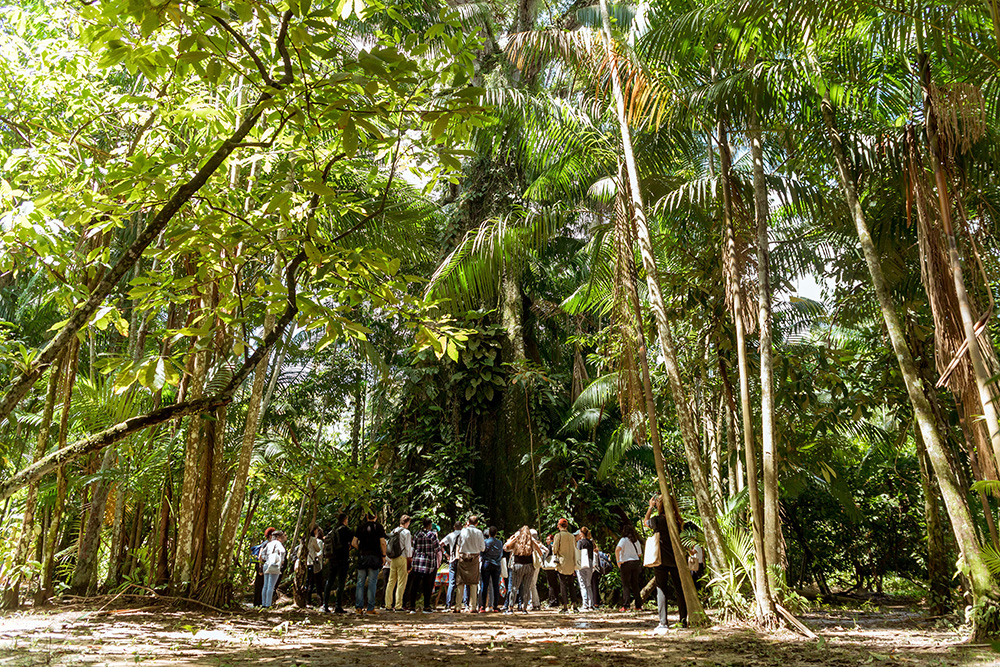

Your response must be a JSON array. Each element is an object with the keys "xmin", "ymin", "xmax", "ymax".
[{"xmin": 652, "ymin": 625, "xmax": 670, "ymax": 636}]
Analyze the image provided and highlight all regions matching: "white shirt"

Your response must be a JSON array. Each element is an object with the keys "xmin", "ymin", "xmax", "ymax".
[
  {"xmin": 616, "ymin": 536, "xmax": 642, "ymax": 564},
  {"xmin": 440, "ymin": 530, "xmax": 462, "ymax": 561},
  {"xmin": 307, "ymin": 536, "xmax": 323, "ymax": 567},
  {"xmin": 457, "ymin": 525, "xmax": 485, "ymax": 554},
  {"xmin": 261, "ymin": 540, "xmax": 286, "ymax": 574}
]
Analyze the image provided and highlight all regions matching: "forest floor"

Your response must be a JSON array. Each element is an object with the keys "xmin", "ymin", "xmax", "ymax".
[{"xmin": 0, "ymin": 596, "xmax": 996, "ymax": 667}]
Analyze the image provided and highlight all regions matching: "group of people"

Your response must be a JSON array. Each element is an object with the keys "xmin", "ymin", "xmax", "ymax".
[{"xmin": 251, "ymin": 494, "xmax": 704, "ymax": 632}]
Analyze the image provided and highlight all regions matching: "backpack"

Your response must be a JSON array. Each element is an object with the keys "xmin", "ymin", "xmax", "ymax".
[
  {"xmin": 483, "ymin": 537, "xmax": 502, "ymax": 565},
  {"xmin": 386, "ymin": 527, "xmax": 404, "ymax": 559},
  {"xmin": 250, "ymin": 540, "xmax": 266, "ymax": 560},
  {"xmin": 597, "ymin": 551, "xmax": 614, "ymax": 575}
]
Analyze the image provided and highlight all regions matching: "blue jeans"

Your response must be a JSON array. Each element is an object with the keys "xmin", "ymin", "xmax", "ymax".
[
  {"xmin": 262, "ymin": 573, "xmax": 280, "ymax": 607},
  {"xmin": 356, "ymin": 568, "xmax": 379, "ymax": 610},
  {"xmin": 479, "ymin": 563, "xmax": 501, "ymax": 609},
  {"xmin": 446, "ymin": 559, "xmax": 458, "ymax": 608}
]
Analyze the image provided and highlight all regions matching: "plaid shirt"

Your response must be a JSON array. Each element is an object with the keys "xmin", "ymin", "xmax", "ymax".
[{"xmin": 412, "ymin": 529, "xmax": 441, "ymax": 574}]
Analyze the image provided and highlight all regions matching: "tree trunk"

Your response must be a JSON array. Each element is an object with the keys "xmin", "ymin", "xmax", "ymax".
[
  {"xmin": 3, "ymin": 355, "xmax": 64, "ymax": 608},
  {"xmin": 172, "ymin": 338, "xmax": 209, "ymax": 594},
  {"xmin": 599, "ymin": 0, "xmax": 708, "ymax": 625},
  {"xmin": 821, "ymin": 92, "xmax": 999, "ymax": 639},
  {"xmin": 102, "ymin": 481, "xmax": 127, "ymax": 591},
  {"xmin": 919, "ymin": 52, "xmax": 1000, "ymax": 480},
  {"xmin": 351, "ymin": 380, "xmax": 363, "ymax": 467},
  {"xmin": 41, "ymin": 338, "xmax": 79, "ymax": 602},
  {"xmin": 915, "ymin": 425, "xmax": 951, "ymax": 616},
  {"xmin": 750, "ymin": 111, "xmax": 783, "ymax": 582},
  {"xmin": 200, "ymin": 314, "xmax": 275, "ymax": 606},
  {"xmin": 720, "ymin": 118, "xmax": 777, "ymax": 624},
  {"xmin": 71, "ymin": 446, "xmax": 117, "ymax": 595}
]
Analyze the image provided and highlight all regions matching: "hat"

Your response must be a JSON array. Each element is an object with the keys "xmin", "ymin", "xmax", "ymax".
[{"xmin": 264, "ymin": 527, "xmax": 276, "ymax": 538}]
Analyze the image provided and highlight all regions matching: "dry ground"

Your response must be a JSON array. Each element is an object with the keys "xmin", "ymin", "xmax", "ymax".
[{"xmin": 0, "ymin": 599, "xmax": 997, "ymax": 667}]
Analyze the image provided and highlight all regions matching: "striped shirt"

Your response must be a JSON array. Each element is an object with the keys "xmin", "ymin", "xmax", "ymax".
[{"xmin": 412, "ymin": 529, "xmax": 441, "ymax": 573}]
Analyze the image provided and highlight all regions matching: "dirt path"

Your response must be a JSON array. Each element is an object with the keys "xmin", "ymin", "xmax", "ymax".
[{"xmin": 0, "ymin": 602, "xmax": 995, "ymax": 667}]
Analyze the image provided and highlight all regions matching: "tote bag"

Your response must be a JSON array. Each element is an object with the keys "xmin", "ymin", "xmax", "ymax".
[{"xmin": 643, "ymin": 534, "xmax": 661, "ymax": 568}]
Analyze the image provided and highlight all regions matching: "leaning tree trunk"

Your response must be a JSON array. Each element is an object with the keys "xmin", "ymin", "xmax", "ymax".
[
  {"xmin": 750, "ymin": 110, "xmax": 783, "ymax": 583},
  {"xmin": 3, "ymin": 355, "xmax": 64, "ymax": 608},
  {"xmin": 720, "ymin": 118, "xmax": 777, "ymax": 624},
  {"xmin": 599, "ymin": 0, "xmax": 708, "ymax": 624},
  {"xmin": 821, "ymin": 92, "xmax": 999, "ymax": 640}
]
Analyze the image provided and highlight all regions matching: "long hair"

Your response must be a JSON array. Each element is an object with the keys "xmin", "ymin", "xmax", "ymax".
[
  {"xmin": 509, "ymin": 526, "xmax": 534, "ymax": 555},
  {"xmin": 621, "ymin": 524, "xmax": 639, "ymax": 543}
]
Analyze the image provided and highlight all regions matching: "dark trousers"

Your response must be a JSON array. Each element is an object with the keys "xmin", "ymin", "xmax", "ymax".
[
  {"xmin": 324, "ymin": 561, "xmax": 348, "ymax": 610},
  {"xmin": 545, "ymin": 569, "xmax": 560, "ymax": 605},
  {"xmin": 557, "ymin": 572, "xmax": 576, "ymax": 608},
  {"xmin": 479, "ymin": 563, "xmax": 501, "ymax": 609},
  {"xmin": 307, "ymin": 568, "xmax": 324, "ymax": 606},
  {"xmin": 654, "ymin": 566, "xmax": 687, "ymax": 626},
  {"xmin": 404, "ymin": 570, "xmax": 435, "ymax": 610},
  {"xmin": 592, "ymin": 571, "xmax": 603, "ymax": 607},
  {"xmin": 620, "ymin": 560, "xmax": 642, "ymax": 609},
  {"xmin": 253, "ymin": 567, "xmax": 264, "ymax": 606}
]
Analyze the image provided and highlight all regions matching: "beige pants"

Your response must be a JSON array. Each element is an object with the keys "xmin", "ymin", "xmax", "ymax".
[{"xmin": 385, "ymin": 555, "xmax": 409, "ymax": 609}]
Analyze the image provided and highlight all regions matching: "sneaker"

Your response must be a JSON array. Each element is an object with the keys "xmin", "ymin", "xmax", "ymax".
[
  {"xmin": 422, "ymin": 608, "xmax": 434, "ymax": 613},
  {"xmin": 408, "ymin": 610, "xmax": 416, "ymax": 614},
  {"xmin": 503, "ymin": 609, "xmax": 513, "ymax": 615},
  {"xmin": 322, "ymin": 607, "xmax": 330, "ymax": 613},
  {"xmin": 335, "ymin": 608, "xmax": 346, "ymax": 614},
  {"xmin": 652, "ymin": 625, "xmax": 670, "ymax": 636},
  {"xmin": 366, "ymin": 609, "xmax": 378, "ymax": 616},
  {"xmin": 619, "ymin": 607, "xmax": 626, "ymax": 613},
  {"xmin": 355, "ymin": 608, "xmax": 364, "ymax": 615},
  {"xmin": 559, "ymin": 608, "xmax": 571, "ymax": 614}
]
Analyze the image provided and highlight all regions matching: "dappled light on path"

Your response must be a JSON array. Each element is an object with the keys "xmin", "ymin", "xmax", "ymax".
[{"xmin": 0, "ymin": 602, "xmax": 995, "ymax": 666}]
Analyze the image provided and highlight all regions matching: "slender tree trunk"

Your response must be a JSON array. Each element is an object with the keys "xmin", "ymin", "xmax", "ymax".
[
  {"xmin": 3, "ymin": 356, "xmax": 64, "ymax": 607},
  {"xmin": 599, "ymin": 0, "xmax": 709, "ymax": 624},
  {"xmin": 351, "ymin": 381, "xmax": 363, "ymax": 467},
  {"xmin": 750, "ymin": 111, "xmax": 783, "ymax": 583},
  {"xmin": 598, "ymin": 0, "xmax": 725, "ymax": 578},
  {"xmin": 720, "ymin": 119, "xmax": 777, "ymax": 623},
  {"xmin": 821, "ymin": 92, "xmax": 999, "ymax": 639}
]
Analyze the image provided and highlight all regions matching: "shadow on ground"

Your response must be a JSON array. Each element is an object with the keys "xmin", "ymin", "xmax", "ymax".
[{"xmin": 0, "ymin": 602, "xmax": 995, "ymax": 666}]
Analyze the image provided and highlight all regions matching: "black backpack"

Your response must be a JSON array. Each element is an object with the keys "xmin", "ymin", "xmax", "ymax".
[{"xmin": 386, "ymin": 527, "xmax": 404, "ymax": 559}]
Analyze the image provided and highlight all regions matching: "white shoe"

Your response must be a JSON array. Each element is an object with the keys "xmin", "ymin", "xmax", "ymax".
[{"xmin": 652, "ymin": 625, "xmax": 670, "ymax": 636}]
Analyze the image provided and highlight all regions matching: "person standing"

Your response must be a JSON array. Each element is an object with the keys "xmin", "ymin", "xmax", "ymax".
[
  {"xmin": 353, "ymin": 511, "xmax": 387, "ymax": 614},
  {"xmin": 479, "ymin": 527, "xmax": 503, "ymax": 612},
  {"xmin": 439, "ymin": 521, "xmax": 463, "ymax": 610},
  {"xmin": 616, "ymin": 524, "xmax": 643, "ymax": 611},
  {"xmin": 575, "ymin": 527, "xmax": 596, "ymax": 611},
  {"xmin": 306, "ymin": 526, "xmax": 324, "ymax": 607},
  {"xmin": 252, "ymin": 527, "xmax": 276, "ymax": 607},
  {"xmin": 528, "ymin": 529, "xmax": 543, "ymax": 610},
  {"xmin": 260, "ymin": 530, "xmax": 287, "ymax": 608},
  {"xmin": 645, "ymin": 494, "xmax": 687, "ymax": 631},
  {"xmin": 503, "ymin": 526, "xmax": 544, "ymax": 614},
  {"xmin": 406, "ymin": 517, "xmax": 441, "ymax": 612},
  {"xmin": 455, "ymin": 515, "xmax": 485, "ymax": 612},
  {"xmin": 552, "ymin": 518, "xmax": 577, "ymax": 613},
  {"xmin": 385, "ymin": 515, "xmax": 413, "ymax": 612},
  {"xmin": 543, "ymin": 534, "xmax": 560, "ymax": 608},
  {"xmin": 323, "ymin": 513, "xmax": 353, "ymax": 613}
]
